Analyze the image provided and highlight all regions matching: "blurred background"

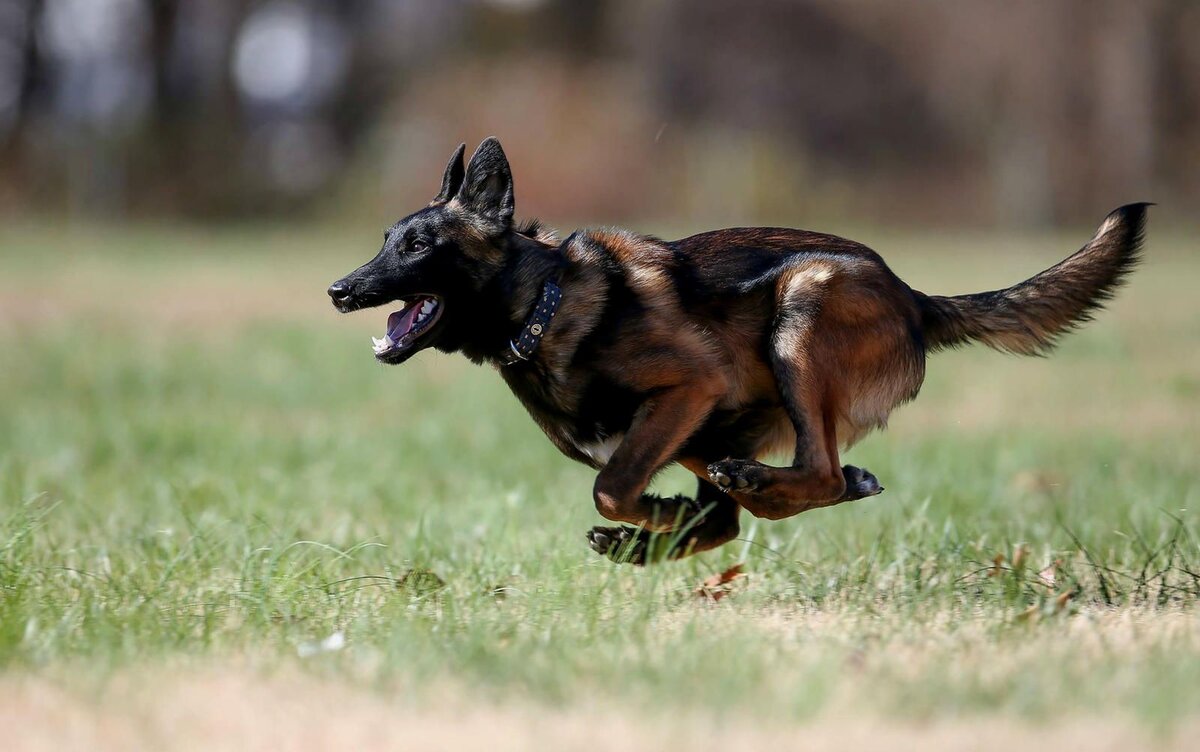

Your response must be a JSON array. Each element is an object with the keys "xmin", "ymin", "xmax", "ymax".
[{"xmin": 0, "ymin": 0, "xmax": 1196, "ymax": 228}]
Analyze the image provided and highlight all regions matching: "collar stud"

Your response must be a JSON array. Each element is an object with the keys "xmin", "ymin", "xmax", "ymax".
[{"xmin": 500, "ymin": 280, "xmax": 562, "ymax": 366}]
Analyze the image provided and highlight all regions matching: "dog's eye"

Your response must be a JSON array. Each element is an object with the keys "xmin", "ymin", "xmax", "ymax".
[{"xmin": 410, "ymin": 239, "xmax": 430, "ymax": 253}]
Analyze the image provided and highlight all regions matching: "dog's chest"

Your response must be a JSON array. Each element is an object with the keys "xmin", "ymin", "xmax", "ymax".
[
  {"xmin": 502, "ymin": 364, "xmax": 640, "ymax": 468},
  {"xmin": 574, "ymin": 433, "xmax": 624, "ymax": 466}
]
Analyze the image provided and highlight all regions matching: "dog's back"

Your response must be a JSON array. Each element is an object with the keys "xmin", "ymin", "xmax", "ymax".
[
  {"xmin": 559, "ymin": 206, "xmax": 1146, "ymax": 452},
  {"xmin": 548, "ymin": 226, "xmax": 927, "ymax": 451}
]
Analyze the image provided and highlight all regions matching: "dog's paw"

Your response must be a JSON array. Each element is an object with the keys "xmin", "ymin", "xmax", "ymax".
[
  {"xmin": 586, "ymin": 526, "xmax": 649, "ymax": 565},
  {"xmin": 842, "ymin": 465, "xmax": 884, "ymax": 500},
  {"xmin": 707, "ymin": 458, "xmax": 767, "ymax": 493}
]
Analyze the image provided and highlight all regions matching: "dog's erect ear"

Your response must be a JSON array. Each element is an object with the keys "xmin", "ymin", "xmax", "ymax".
[
  {"xmin": 433, "ymin": 143, "xmax": 466, "ymax": 204},
  {"xmin": 458, "ymin": 137, "xmax": 514, "ymax": 234}
]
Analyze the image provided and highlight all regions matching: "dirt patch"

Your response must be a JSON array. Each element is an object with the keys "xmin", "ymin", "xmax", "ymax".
[{"xmin": 2, "ymin": 668, "xmax": 1195, "ymax": 752}]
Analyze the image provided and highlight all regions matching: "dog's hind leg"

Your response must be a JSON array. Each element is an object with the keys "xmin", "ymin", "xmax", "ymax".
[
  {"xmin": 705, "ymin": 265, "xmax": 883, "ymax": 519},
  {"xmin": 705, "ymin": 424, "xmax": 883, "ymax": 520},
  {"xmin": 586, "ymin": 477, "xmax": 741, "ymax": 564}
]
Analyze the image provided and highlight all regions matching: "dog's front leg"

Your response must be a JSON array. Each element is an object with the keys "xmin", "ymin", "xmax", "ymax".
[
  {"xmin": 584, "ymin": 383, "xmax": 731, "ymax": 564},
  {"xmin": 586, "ymin": 479, "xmax": 740, "ymax": 565}
]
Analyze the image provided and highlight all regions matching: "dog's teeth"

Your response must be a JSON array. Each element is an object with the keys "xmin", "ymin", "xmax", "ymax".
[
  {"xmin": 383, "ymin": 333, "xmax": 395, "ymax": 347},
  {"xmin": 421, "ymin": 300, "xmax": 435, "ymax": 313},
  {"xmin": 371, "ymin": 336, "xmax": 384, "ymax": 348}
]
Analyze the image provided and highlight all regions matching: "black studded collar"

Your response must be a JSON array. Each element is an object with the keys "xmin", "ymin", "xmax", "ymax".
[{"xmin": 500, "ymin": 279, "xmax": 562, "ymax": 366}]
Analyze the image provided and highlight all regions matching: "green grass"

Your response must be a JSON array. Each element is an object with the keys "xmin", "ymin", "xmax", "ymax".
[{"xmin": 1, "ymin": 222, "xmax": 1198, "ymax": 742}]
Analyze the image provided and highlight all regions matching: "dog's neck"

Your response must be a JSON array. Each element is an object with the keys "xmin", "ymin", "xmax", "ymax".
[
  {"xmin": 455, "ymin": 230, "xmax": 564, "ymax": 364},
  {"xmin": 502, "ymin": 232, "xmax": 563, "ymax": 326}
]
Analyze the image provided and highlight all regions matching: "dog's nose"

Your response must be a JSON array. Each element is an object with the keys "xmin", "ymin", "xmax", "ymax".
[{"xmin": 327, "ymin": 280, "xmax": 353, "ymax": 304}]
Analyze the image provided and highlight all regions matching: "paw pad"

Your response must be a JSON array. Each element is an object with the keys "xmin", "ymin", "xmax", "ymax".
[
  {"xmin": 706, "ymin": 459, "xmax": 764, "ymax": 493},
  {"xmin": 586, "ymin": 526, "xmax": 648, "ymax": 564},
  {"xmin": 842, "ymin": 465, "xmax": 884, "ymax": 499}
]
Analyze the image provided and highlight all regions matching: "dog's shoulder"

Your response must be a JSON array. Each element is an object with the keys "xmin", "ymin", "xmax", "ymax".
[
  {"xmin": 561, "ymin": 227, "xmax": 687, "ymax": 308},
  {"xmin": 563, "ymin": 227, "xmax": 671, "ymax": 272}
]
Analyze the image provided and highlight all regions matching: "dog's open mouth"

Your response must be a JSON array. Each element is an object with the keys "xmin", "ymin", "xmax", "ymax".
[{"xmin": 371, "ymin": 295, "xmax": 443, "ymax": 361}]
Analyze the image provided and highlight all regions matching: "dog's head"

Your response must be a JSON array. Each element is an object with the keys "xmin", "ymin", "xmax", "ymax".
[{"xmin": 328, "ymin": 138, "xmax": 522, "ymax": 365}]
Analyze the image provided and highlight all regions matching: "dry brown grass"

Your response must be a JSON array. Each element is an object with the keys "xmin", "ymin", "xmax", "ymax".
[
  {"xmin": 6, "ymin": 608, "xmax": 1198, "ymax": 751},
  {"xmin": 4, "ymin": 667, "xmax": 1197, "ymax": 752}
]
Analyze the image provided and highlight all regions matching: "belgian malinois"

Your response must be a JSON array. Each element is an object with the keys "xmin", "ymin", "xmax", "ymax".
[{"xmin": 328, "ymin": 138, "xmax": 1147, "ymax": 564}]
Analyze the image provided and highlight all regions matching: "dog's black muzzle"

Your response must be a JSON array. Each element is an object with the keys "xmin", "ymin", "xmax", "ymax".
[
  {"xmin": 329, "ymin": 277, "xmax": 388, "ymax": 313},
  {"xmin": 327, "ymin": 279, "xmax": 355, "ymax": 311}
]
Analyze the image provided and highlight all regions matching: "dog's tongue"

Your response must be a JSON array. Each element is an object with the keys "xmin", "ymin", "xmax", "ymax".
[{"xmin": 386, "ymin": 306, "xmax": 421, "ymax": 341}]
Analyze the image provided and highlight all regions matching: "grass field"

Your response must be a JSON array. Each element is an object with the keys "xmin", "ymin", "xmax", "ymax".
[{"xmin": 1, "ymin": 220, "xmax": 1198, "ymax": 750}]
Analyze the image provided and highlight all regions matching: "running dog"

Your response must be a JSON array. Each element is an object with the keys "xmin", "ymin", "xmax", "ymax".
[{"xmin": 328, "ymin": 138, "xmax": 1147, "ymax": 564}]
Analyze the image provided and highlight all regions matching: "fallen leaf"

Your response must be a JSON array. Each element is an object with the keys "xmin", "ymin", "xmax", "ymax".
[
  {"xmin": 702, "ymin": 563, "xmax": 744, "ymax": 589},
  {"xmin": 1037, "ymin": 559, "xmax": 1061, "ymax": 588},
  {"xmin": 1011, "ymin": 544, "xmax": 1028, "ymax": 570},
  {"xmin": 1016, "ymin": 604, "xmax": 1040, "ymax": 623},
  {"xmin": 694, "ymin": 564, "xmax": 746, "ymax": 602},
  {"xmin": 988, "ymin": 553, "xmax": 1006, "ymax": 577}
]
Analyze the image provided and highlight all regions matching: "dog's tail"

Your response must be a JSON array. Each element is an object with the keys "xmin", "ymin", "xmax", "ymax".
[{"xmin": 914, "ymin": 203, "xmax": 1149, "ymax": 356}]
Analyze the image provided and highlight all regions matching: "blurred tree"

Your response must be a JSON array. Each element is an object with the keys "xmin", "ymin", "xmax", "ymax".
[{"xmin": 0, "ymin": 0, "xmax": 1193, "ymax": 225}]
